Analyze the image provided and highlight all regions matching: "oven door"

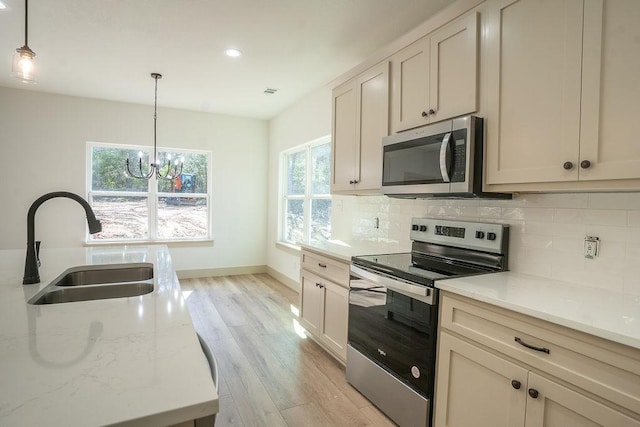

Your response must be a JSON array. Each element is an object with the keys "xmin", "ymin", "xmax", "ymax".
[{"xmin": 348, "ymin": 265, "xmax": 438, "ymax": 397}]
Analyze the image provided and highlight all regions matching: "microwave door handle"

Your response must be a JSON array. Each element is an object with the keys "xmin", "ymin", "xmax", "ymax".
[{"xmin": 440, "ymin": 132, "xmax": 452, "ymax": 182}]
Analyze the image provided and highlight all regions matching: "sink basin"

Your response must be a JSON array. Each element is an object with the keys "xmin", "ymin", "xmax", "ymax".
[
  {"xmin": 30, "ymin": 282, "xmax": 154, "ymax": 305},
  {"xmin": 28, "ymin": 263, "xmax": 155, "ymax": 305},
  {"xmin": 50, "ymin": 263, "xmax": 153, "ymax": 286}
]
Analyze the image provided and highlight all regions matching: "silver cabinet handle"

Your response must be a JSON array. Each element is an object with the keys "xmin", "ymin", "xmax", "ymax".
[{"xmin": 439, "ymin": 132, "xmax": 452, "ymax": 182}]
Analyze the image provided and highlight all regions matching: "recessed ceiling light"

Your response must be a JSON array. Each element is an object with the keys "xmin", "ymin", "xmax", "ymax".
[
  {"xmin": 224, "ymin": 48, "xmax": 242, "ymax": 58},
  {"xmin": 0, "ymin": 2, "xmax": 7, "ymax": 10}
]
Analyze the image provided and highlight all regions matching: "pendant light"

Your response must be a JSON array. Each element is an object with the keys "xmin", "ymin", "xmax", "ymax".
[
  {"xmin": 12, "ymin": 0, "xmax": 36, "ymax": 83},
  {"xmin": 125, "ymin": 73, "xmax": 183, "ymax": 181}
]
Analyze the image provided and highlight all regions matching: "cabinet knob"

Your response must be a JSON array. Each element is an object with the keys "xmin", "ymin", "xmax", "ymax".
[
  {"xmin": 511, "ymin": 380, "xmax": 521, "ymax": 390},
  {"xmin": 422, "ymin": 111, "xmax": 428, "ymax": 117},
  {"xmin": 580, "ymin": 160, "xmax": 592, "ymax": 169},
  {"xmin": 528, "ymin": 388, "xmax": 539, "ymax": 399},
  {"xmin": 349, "ymin": 179, "xmax": 359, "ymax": 184},
  {"xmin": 563, "ymin": 161, "xmax": 574, "ymax": 170},
  {"xmin": 428, "ymin": 108, "xmax": 436, "ymax": 116}
]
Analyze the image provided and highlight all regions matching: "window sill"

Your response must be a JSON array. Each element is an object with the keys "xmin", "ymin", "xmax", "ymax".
[
  {"xmin": 84, "ymin": 238, "xmax": 215, "ymax": 248},
  {"xmin": 275, "ymin": 241, "xmax": 302, "ymax": 253}
]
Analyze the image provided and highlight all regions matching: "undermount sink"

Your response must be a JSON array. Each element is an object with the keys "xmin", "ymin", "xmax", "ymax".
[
  {"xmin": 30, "ymin": 282, "xmax": 154, "ymax": 304},
  {"xmin": 28, "ymin": 263, "xmax": 154, "ymax": 305},
  {"xmin": 50, "ymin": 263, "xmax": 154, "ymax": 286}
]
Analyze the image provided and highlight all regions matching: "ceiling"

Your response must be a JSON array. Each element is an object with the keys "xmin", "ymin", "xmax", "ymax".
[{"xmin": 0, "ymin": 0, "xmax": 456, "ymax": 119}]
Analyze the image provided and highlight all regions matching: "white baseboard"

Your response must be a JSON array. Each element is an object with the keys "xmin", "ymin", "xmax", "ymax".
[
  {"xmin": 176, "ymin": 265, "xmax": 301, "ymax": 293},
  {"xmin": 266, "ymin": 266, "xmax": 300, "ymax": 292},
  {"xmin": 176, "ymin": 265, "xmax": 267, "ymax": 279}
]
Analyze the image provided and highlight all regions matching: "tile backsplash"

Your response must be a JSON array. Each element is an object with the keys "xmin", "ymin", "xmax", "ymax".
[{"xmin": 331, "ymin": 193, "xmax": 640, "ymax": 295}]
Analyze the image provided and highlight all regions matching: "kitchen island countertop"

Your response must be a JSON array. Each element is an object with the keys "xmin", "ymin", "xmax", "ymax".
[{"xmin": 0, "ymin": 245, "xmax": 218, "ymax": 426}]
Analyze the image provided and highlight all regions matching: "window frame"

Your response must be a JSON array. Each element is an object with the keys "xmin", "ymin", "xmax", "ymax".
[
  {"xmin": 86, "ymin": 141, "xmax": 213, "ymax": 243},
  {"xmin": 279, "ymin": 135, "xmax": 331, "ymax": 245}
]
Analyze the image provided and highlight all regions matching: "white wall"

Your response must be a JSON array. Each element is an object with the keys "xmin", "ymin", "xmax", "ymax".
[
  {"xmin": 0, "ymin": 86, "xmax": 268, "ymax": 272},
  {"xmin": 267, "ymin": 86, "xmax": 332, "ymax": 285}
]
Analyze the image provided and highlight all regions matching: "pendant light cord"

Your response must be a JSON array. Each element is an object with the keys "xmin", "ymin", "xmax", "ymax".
[
  {"xmin": 24, "ymin": 0, "xmax": 29, "ymax": 46},
  {"xmin": 153, "ymin": 74, "xmax": 158, "ymax": 166}
]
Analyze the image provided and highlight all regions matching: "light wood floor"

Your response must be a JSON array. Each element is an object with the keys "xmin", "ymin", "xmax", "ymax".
[{"xmin": 181, "ymin": 274, "xmax": 395, "ymax": 427}]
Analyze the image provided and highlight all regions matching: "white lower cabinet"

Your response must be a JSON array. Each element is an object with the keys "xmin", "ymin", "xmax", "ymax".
[
  {"xmin": 435, "ymin": 332, "xmax": 527, "ymax": 427},
  {"xmin": 434, "ymin": 292, "xmax": 640, "ymax": 427},
  {"xmin": 299, "ymin": 249, "xmax": 349, "ymax": 363}
]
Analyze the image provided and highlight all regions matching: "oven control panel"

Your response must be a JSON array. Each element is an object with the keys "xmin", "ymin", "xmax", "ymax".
[{"xmin": 410, "ymin": 218, "xmax": 509, "ymax": 254}]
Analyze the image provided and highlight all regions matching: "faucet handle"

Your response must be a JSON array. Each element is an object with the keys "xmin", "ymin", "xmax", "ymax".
[{"xmin": 35, "ymin": 241, "xmax": 41, "ymax": 267}]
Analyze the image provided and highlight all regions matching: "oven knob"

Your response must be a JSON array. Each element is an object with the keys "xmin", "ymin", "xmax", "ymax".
[
  {"xmin": 487, "ymin": 232, "xmax": 497, "ymax": 241},
  {"xmin": 419, "ymin": 225, "xmax": 427, "ymax": 232},
  {"xmin": 412, "ymin": 224, "xmax": 419, "ymax": 231},
  {"xmin": 475, "ymin": 231, "xmax": 485, "ymax": 239},
  {"xmin": 411, "ymin": 366, "xmax": 421, "ymax": 379}
]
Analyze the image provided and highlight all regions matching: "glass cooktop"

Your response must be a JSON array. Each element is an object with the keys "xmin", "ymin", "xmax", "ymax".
[{"xmin": 352, "ymin": 252, "xmax": 490, "ymax": 286}]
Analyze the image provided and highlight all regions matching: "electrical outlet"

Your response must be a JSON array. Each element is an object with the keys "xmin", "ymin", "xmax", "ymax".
[{"xmin": 584, "ymin": 236, "xmax": 599, "ymax": 259}]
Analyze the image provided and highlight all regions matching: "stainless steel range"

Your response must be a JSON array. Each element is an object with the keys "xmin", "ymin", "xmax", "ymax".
[{"xmin": 347, "ymin": 218, "xmax": 509, "ymax": 427}]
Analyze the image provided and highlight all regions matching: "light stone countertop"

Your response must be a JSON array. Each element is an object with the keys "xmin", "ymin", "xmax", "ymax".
[
  {"xmin": 436, "ymin": 271, "xmax": 640, "ymax": 350},
  {"xmin": 0, "ymin": 245, "xmax": 218, "ymax": 426},
  {"xmin": 301, "ymin": 239, "xmax": 410, "ymax": 263}
]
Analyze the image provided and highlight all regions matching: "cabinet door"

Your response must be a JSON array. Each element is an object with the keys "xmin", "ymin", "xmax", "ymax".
[
  {"xmin": 579, "ymin": 0, "xmax": 640, "ymax": 181},
  {"xmin": 485, "ymin": 0, "xmax": 584, "ymax": 184},
  {"xmin": 429, "ymin": 12, "xmax": 479, "ymax": 123},
  {"xmin": 524, "ymin": 372, "xmax": 640, "ymax": 427},
  {"xmin": 355, "ymin": 61, "xmax": 389, "ymax": 192},
  {"xmin": 331, "ymin": 81, "xmax": 358, "ymax": 192},
  {"xmin": 299, "ymin": 272, "xmax": 323, "ymax": 337},
  {"xmin": 391, "ymin": 36, "xmax": 430, "ymax": 133},
  {"xmin": 434, "ymin": 332, "xmax": 528, "ymax": 427},
  {"xmin": 320, "ymin": 281, "xmax": 349, "ymax": 362}
]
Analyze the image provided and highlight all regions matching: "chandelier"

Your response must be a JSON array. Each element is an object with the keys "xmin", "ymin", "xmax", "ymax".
[{"xmin": 126, "ymin": 73, "xmax": 182, "ymax": 181}]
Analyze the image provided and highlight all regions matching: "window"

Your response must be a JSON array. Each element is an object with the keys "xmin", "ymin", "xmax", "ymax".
[
  {"xmin": 87, "ymin": 142, "xmax": 211, "ymax": 242},
  {"xmin": 281, "ymin": 136, "xmax": 331, "ymax": 245}
]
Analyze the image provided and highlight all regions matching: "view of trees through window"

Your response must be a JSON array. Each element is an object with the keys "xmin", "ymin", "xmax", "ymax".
[
  {"xmin": 88, "ymin": 144, "xmax": 210, "ymax": 241},
  {"xmin": 282, "ymin": 139, "xmax": 331, "ymax": 244}
]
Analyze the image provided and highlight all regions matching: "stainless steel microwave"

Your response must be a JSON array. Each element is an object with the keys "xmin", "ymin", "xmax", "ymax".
[{"xmin": 381, "ymin": 115, "xmax": 510, "ymax": 199}]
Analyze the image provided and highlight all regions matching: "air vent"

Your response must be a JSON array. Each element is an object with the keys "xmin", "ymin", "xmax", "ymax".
[{"xmin": 264, "ymin": 88, "xmax": 278, "ymax": 95}]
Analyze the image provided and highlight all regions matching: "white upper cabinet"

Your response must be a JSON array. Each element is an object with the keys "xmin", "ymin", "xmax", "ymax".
[
  {"xmin": 391, "ymin": 12, "xmax": 479, "ymax": 133},
  {"xmin": 331, "ymin": 81, "xmax": 358, "ymax": 193},
  {"xmin": 331, "ymin": 61, "xmax": 389, "ymax": 194},
  {"xmin": 486, "ymin": 0, "xmax": 640, "ymax": 189},
  {"xmin": 579, "ymin": 0, "xmax": 640, "ymax": 182},
  {"xmin": 485, "ymin": 0, "xmax": 584, "ymax": 185}
]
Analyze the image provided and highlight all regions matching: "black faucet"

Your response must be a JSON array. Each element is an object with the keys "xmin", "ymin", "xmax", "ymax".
[{"xmin": 23, "ymin": 191, "xmax": 102, "ymax": 285}]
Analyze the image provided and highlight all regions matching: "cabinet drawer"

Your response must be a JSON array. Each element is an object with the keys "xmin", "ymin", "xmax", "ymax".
[
  {"xmin": 301, "ymin": 251, "xmax": 349, "ymax": 286},
  {"xmin": 440, "ymin": 293, "xmax": 640, "ymax": 414}
]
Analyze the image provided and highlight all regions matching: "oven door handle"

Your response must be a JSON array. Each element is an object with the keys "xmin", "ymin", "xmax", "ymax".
[
  {"xmin": 440, "ymin": 132, "xmax": 452, "ymax": 183},
  {"xmin": 350, "ymin": 265, "xmax": 436, "ymax": 305}
]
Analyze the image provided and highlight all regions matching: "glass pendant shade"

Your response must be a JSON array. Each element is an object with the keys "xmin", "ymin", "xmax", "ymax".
[{"xmin": 12, "ymin": 46, "xmax": 36, "ymax": 83}]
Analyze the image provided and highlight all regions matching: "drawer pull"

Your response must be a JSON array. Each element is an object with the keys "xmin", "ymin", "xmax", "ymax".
[
  {"xmin": 515, "ymin": 337, "xmax": 550, "ymax": 354},
  {"xmin": 318, "ymin": 263, "xmax": 327, "ymax": 268},
  {"xmin": 528, "ymin": 388, "xmax": 539, "ymax": 399},
  {"xmin": 511, "ymin": 380, "xmax": 521, "ymax": 390}
]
